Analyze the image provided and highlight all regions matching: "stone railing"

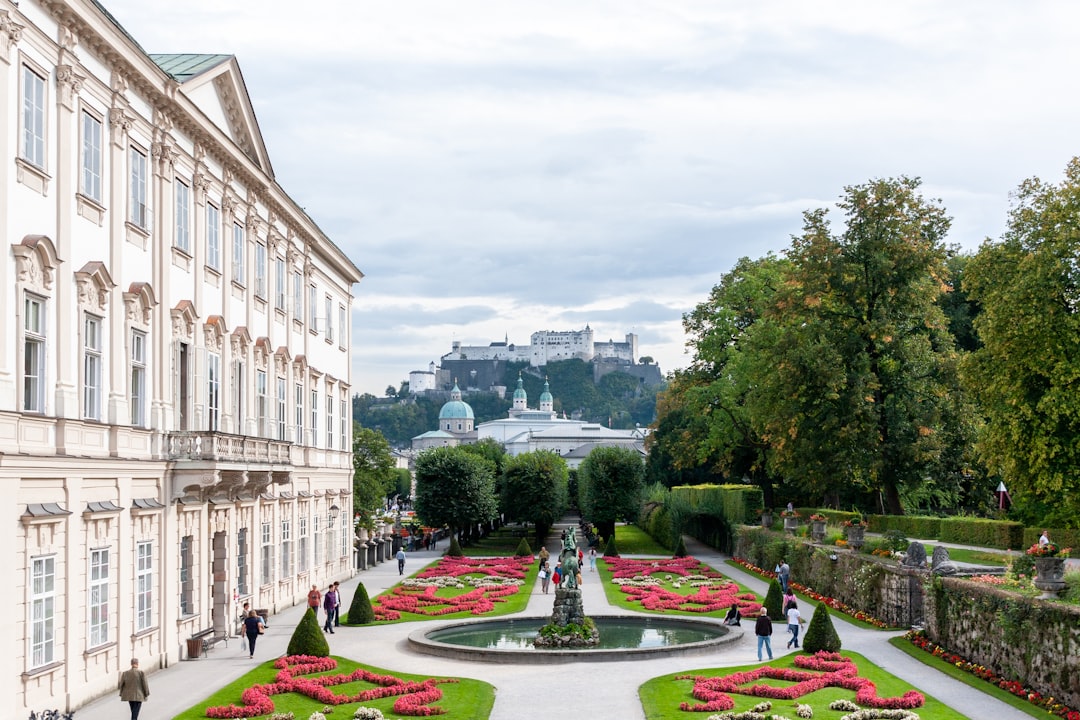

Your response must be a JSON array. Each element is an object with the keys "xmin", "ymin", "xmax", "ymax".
[{"xmin": 165, "ymin": 431, "xmax": 291, "ymax": 464}]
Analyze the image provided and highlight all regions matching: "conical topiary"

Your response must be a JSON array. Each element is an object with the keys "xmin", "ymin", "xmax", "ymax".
[
  {"xmin": 343, "ymin": 581, "xmax": 375, "ymax": 625},
  {"xmin": 287, "ymin": 607, "xmax": 330, "ymax": 657},
  {"xmin": 764, "ymin": 579, "xmax": 784, "ymax": 620},
  {"xmin": 673, "ymin": 536, "xmax": 687, "ymax": 558},
  {"xmin": 603, "ymin": 535, "xmax": 620, "ymax": 557},
  {"xmin": 514, "ymin": 536, "xmax": 533, "ymax": 557},
  {"xmin": 802, "ymin": 602, "xmax": 842, "ymax": 653},
  {"xmin": 446, "ymin": 535, "xmax": 464, "ymax": 557}
]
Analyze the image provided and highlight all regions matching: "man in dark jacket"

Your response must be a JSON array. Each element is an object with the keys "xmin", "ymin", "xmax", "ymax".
[{"xmin": 755, "ymin": 607, "xmax": 774, "ymax": 661}]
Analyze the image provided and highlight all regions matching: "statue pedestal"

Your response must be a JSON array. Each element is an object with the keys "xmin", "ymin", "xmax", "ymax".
[{"xmin": 534, "ymin": 588, "xmax": 599, "ymax": 647}]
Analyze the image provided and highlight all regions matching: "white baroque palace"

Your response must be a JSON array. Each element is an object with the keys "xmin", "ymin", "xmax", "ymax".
[{"xmin": 0, "ymin": 0, "xmax": 364, "ymax": 715}]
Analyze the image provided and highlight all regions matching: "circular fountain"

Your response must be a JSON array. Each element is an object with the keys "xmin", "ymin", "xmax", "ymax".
[{"xmin": 408, "ymin": 615, "xmax": 742, "ymax": 663}]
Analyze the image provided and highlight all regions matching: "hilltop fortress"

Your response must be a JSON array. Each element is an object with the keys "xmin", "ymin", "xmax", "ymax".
[{"xmin": 409, "ymin": 326, "xmax": 662, "ymax": 394}]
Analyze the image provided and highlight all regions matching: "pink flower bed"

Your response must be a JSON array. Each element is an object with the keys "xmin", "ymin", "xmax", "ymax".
[
  {"xmin": 374, "ymin": 555, "xmax": 533, "ymax": 621},
  {"xmin": 204, "ymin": 655, "xmax": 458, "ymax": 718},
  {"xmin": 676, "ymin": 651, "xmax": 926, "ymax": 713},
  {"xmin": 606, "ymin": 556, "xmax": 759, "ymax": 615}
]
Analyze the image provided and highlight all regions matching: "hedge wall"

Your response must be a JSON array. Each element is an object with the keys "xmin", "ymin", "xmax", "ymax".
[
  {"xmin": 669, "ymin": 484, "xmax": 762, "ymax": 553},
  {"xmin": 1022, "ymin": 527, "xmax": 1080, "ymax": 550},
  {"xmin": 865, "ymin": 514, "xmax": 941, "ymax": 539},
  {"xmin": 937, "ymin": 517, "xmax": 1023, "ymax": 549}
]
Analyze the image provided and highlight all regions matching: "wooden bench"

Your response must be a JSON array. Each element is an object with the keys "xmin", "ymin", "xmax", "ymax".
[{"xmin": 190, "ymin": 627, "xmax": 228, "ymax": 657}]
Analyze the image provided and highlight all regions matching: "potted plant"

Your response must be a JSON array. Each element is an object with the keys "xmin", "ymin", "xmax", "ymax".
[
  {"xmin": 781, "ymin": 509, "xmax": 800, "ymax": 533},
  {"xmin": 1027, "ymin": 542, "xmax": 1071, "ymax": 598},
  {"xmin": 842, "ymin": 516, "xmax": 867, "ymax": 549},
  {"xmin": 809, "ymin": 513, "xmax": 828, "ymax": 541},
  {"xmin": 757, "ymin": 508, "xmax": 774, "ymax": 528}
]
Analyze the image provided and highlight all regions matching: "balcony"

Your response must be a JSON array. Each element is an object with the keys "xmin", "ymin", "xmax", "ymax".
[{"xmin": 166, "ymin": 431, "xmax": 292, "ymax": 464}]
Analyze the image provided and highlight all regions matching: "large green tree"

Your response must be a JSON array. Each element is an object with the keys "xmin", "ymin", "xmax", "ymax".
[
  {"xmin": 754, "ymin": 177, "xmax": 960, "ymax": 514},
  {"xmin": 352, "ymin": 426, "xmax": 398, "ymax": 523},
  {"xmin": 962, "ymin": 158, "xmax": 1080, "ymax": 525},
  {"xmin": 578, "ymin": 445, "xmax": 645, "ymax": 540},
  {"xmin": 413, "ymin": 446, "xmax": 498, "ymax": 544},
  {"xmin": 501, "ymin": 450, "xmax": 568, "ymax": 542}
]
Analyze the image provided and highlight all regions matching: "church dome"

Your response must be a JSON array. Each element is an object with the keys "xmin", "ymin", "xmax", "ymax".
[
  {"xmin": 539, "ymin": 379, "xmax": 553, "ymax": 404},
  {"xmin": 513, "ymin": 375, "xmax": 527, "ymax": 401},
  {"xmin": 439, "ymin": 382, "xmax": 474, "ymax": 420}
]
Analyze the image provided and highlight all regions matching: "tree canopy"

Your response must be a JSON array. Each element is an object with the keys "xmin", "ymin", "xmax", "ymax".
[
  {"xmin": 500, "ymin": 450, "xmax": 569, "ymax": 541},
  {"xmin": 578, "ymin": 445, "xmax": 645, "ymax": 540},
  {"xmin": 352, "ymin": 426, "xmax": 399, "ymax": 524},
  {"xmin": 413, "ymin": 446, "xmax": 498, "ymax": 543}
]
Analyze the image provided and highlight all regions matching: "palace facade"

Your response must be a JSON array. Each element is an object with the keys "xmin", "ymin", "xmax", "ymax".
[{"xmin": 1, "ymin": 0, "xmax": 363, "ymax": 715}]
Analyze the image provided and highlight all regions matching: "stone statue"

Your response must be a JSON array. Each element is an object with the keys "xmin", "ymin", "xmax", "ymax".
[
  {"xmin": 902, "ymin": 541, "xmax": 927, "ymax": 568},
  {"xmin": 559, "ymin": 528, "xmax": 580, "ymax": 588},
  {"xmin": 931, "ymin": 546, "xmax": 958, "ymax": 576}
]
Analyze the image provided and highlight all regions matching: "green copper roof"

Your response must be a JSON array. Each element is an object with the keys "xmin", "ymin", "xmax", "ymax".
[{"xmin": 150, "ymin": 54, "xmax": 232, "ymax": 82}]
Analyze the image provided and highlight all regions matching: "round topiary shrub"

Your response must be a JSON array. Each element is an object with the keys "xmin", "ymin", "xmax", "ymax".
[
  {"xmin": 673, "ymin": 536, "xmax": 688, "ymax": 558},
  {"xmin": 446, "ymin": 535, "xmax": 464, "ymax": 557},
  {"xmin": 287, "ymin": 607, "xmax": 330, "ymax": 657},
  {"xmin": 603, "ymin": 535, "xmax": 620, "ymax": 557},
  {"xmin": 343, "ymin": 581, "xmax": 375, "ymax": 625},
  {"xmin": 764, "ymin": 579, "xmax": 784, "ymax": 620},
  {"xmin": 803, "ymin": 602, "xmax": 842, "ymax": 653},
  {"xmin": 514, "ymin": 536, "xmax": 533, "ymax": 557}
]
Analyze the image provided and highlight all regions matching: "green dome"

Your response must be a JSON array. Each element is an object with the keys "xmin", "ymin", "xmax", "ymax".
[
  {"xmin": 513, "ymin": 375, "xmax": 527, "ymax": 400},
  {"xmin": 539, "ymin": 379, "xmax": 553, "ymax": 403},
  {"xmin": 439, "ymin": 400, "xmax": 474, "ymax": 420}
]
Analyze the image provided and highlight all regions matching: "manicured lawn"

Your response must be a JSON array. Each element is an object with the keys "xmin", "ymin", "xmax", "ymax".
[
  {"xmin": 365, "ymin": 555, "xmax": 538, "ymax": 624},
  {"xmin": 598, "ymin": 556, "xmax": 762, "ymax": 617},
  {"xmin": 639, "ymin": 650, "xmax": 966, "ymax": 720},
  {"xmin": 172, "ymin": 655, "xmax": 495, "ymax": 720},
  {"xmin": 613, "ymin": 523, "xmax": 671, "ymax": 554},
  {"xmin": 459, "ymin": 527, "xmax": 538, "ymax": 556},
  {"xmin": 888, "ymin": 636, "xmax": 1047, "ymax": 719},
  {"xmin": 930, "ymin": 546, "xmax": 1010, "ymax": 566}
]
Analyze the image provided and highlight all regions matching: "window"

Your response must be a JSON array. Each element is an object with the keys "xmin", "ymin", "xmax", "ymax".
[
  {"xmin": 298, "ymin": 516, "xmax": 309, "ymax": 574},
  {"xmin": 23, "ymin": 294, "xmax": 46, "ymax": 413},
  {"xmin": 236, "ymin": 528, "xmax": 249, "ymax": 597},
  {"xmin": 340, "ymin": 396, "xmax": 348, "ymax": 450},
  {"xmin": 135, "ymin": 542, "xmax": 152, "ymax": 631},
  {"xmin": 131, "ymin": 330, "xmax": 146, "ymax": 426},
  {"xmin": 175, "ymin": 180, "xmax": 191, "ymax": 253},
  {"xmin": 81, "ymin": 111, "xmax": 103, "ymax": 202},
  {"xmin": 295, "ymin": 382, "xmax": 304, "ymax": 445},
  {"xmin": 327, "ymin": 390, "xmax": 334, "ymax": 449},
  {"xmin": 207, "ymin": 352, "xmax": 220, "ymax": 431},
  {"xmin": 293, "ymin": 271, "xmax": 303, "ymax": 321},
  {"xmin": 21, "ymin": 66, "xmax": 46, "ymax": 167},
  {"xmin": 232, "ymin": 222, "xmax": 245, "ymax": 285},
  {"xmin": 326, "ymin": 510, "xmax": 334, "ymax": 562},
  {"xmin": 280, "ymin": 519, "xmax": 292, "ymax": 578},
  {"xmin": 207, "ymin": 204, "xmax": 221, "ymax": 270},
  {"xmin": 84, "ymin": 315, "xmax": 103, "ymax": 420},
  {"xmin": 313, "ymin": 514, "xmax": 322, "ymax": 566},
  {"xmin": 179, "ymin": 536, "xmax": 193, "ymax": 615},
  {"xmin": 325, "ymin": 295, "xmax": 334, "ymax": 342},
  {"xmin": 89, "ymin": 548, "xmax": 109, "ymax": 647},
  {"xmin": 129, "ymin": 146, "xmax": 148, "ymax": 229},
  {"xmin": 275, "ymin": 258, "xmax": 286, "ymax": 310},
  {"xmin": 308, "ymin": 285, "xmax": 317, "ymax": 327},
  {"xmin": 255, "ymin": 243, "xmax": 266, "ymax": 298},
  {"xmin": 233, "ymin": 360, "xmax": 245, "ymax": 432},
  {"xmin": 256, "ymin": 370, "xmax": 267, "ymax": 437},
  {"xmin": 30, "ymin": 556, "xmax": 55, "ymax": 668},
  {"xmin": 276, "ymin": 377, "xmax": 286, "ymax": 440},
  {"xmin": 260, "ymin": 521, "xmax": 273, "ymax": 585},
  {"xmin": 311, "ymin": 390, "xmax": 318, "ymax": 447},
  {"xmin": 340, "ymin": 511, "xmax": 348, "ymax": 559},
  {"xmin": 179, "ymin": 342, "xmax": 191, "ymax": 430},
  {"xmin": 338, "ymin": 305, "xmax": 347, "ymax": 348}
]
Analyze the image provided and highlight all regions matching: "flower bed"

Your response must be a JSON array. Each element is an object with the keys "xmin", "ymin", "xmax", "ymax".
[
  {"xmin": 730, "ymin": 558, "xmax": 891, "ymax": 628},
  {"xmin": 605, "ymin": 556, "xmax": 760, "ymax": 615},
  {"xmin": 373, "ymin": 556, "xmax": 533, "ymax": 621},
  {"xmin": 204, "ymin": 655, "xmax": 458, "ymax": 718},
  {"xmin": 905, "ymin": 630, "xmax": 1080, "ymax": 720},
  {"xmin": 676, "ymin": 651, "xmax": 925, "ymax": 713}
]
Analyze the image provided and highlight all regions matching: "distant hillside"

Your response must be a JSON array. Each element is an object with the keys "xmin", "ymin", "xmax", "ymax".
[{"xmin": 353, "ymin": 359, "xmax": 663, "ymax": 448}]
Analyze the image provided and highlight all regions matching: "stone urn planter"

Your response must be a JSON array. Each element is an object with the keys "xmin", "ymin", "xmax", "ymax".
[
  {"xmin": 760, "ymin": 513, "xmax": 773, "ymax": 529},
  {"xmin": 810, "ymin": 520, "xmax": 827, "ymax": 542},
  {"xmin": 783, "ymin": 516, "xmax": 799, "ymax": 533},
  {"xmin": 1033, "ymin": 556, "xmax": 1067, "ymax": 598},
  {"xmin": 845, "ymin": 525, "xmax": 866, "ymax": 549}
]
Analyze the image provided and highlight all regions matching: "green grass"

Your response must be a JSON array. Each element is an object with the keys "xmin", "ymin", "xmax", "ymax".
[
  {"xmin": 639, "ymin": 650, "xmax": 966, "ymax": 720},
  {"xmin": 362, "ymin": 558, "xmax": 539, "ymax": 624},
  {"xmin": 459, "ymin": 527, "xmax": 535, "ymax": 556},
  {"xmin": 613, "ymin": 523, "xmax": 671, "ymax": 555},
  {"xmin": 888, "ymin": 636, "xmax": 1047, "ymax": 719},
  {"xmin": 171, "ymin": 655, "xmax": 495, "ymax": 720},
  {"xmin": 934, "ymin": 546, "xmax": 1010, "ymax": 566},
  {"xmin": 598, "ymin": 557, "xmax": 761, "ymax": 617}
]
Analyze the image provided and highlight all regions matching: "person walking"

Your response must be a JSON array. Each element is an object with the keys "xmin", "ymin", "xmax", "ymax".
[
  {"xmin": 396, "ymin": 547, "xmax": 407, "ymax": 575},
  {"xmin": 778, "ymin": 559, "xmax": 791, "ymax": 594},
  {"xmin": 307, "ymin": 584, "xmax": 322, "ymax": 621},
  {"xmin": 119, "ymin": 657, "xmax": 150, "ymax": 720},
  {"xmin": 243, "ymin": 609, "xmax": 263, "ymax": 658},
  {"xmin": 589, "ymin": 547, "xmax": 597, "ymax": 571},
  {"xmin": 538, "ymin": 561, "xmax": 550, "ymax": 594},
  {"xmin": 538, "ymin": 546, "xmax": 550, "ymax": 566},
  {"xmin": 785, "ymin": 599, "xmax": 804, "ymax": 649},
  {"xmin": 323, "ymin": 584, "xmax": 337, "ymax": 633},
  {"xmin": 755, "ymin": 607, "xmax": 773, "ymax": 661},
  {"xmin": 333, "ymin": 581, "xmax": 342, "ymax": 627}
]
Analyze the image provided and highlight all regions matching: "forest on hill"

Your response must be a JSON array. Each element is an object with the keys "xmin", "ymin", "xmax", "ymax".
[{"xmin": 353, "ymin": 359, "xmax": 662, "ymax": 448}]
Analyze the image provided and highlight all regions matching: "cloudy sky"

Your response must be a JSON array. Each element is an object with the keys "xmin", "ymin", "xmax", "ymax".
[{"xmin": 103, "ymin": 0, "xmax": 1080, "ymax": 395}]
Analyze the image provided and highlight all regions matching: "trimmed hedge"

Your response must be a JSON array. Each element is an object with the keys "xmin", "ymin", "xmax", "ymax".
[
  {"xmin": 937, "ymin": 517, "xmax": 1023, "ymax": 549},
  {"xmin": 866, "ymin": 514, "xmax": 942, "ymax": 539},
  {"xmin": 1023, "ymin": 527, "xmax": 1080, "ymax": 550}
]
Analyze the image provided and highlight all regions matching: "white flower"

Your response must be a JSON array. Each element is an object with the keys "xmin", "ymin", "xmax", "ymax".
[
  {"xmin": 796, "ymin": 703, "xmax": 813, "ymax": 718},
  {"xmin": 352, "ymin": 708, "xmax": 385, "ymax": 720},
  {"xmin": 308, "ymin": 713, "xmax": 327, "ymax": 720}
]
